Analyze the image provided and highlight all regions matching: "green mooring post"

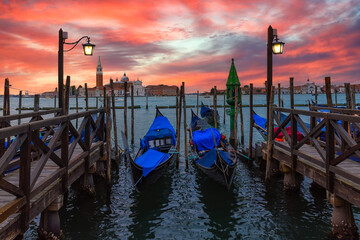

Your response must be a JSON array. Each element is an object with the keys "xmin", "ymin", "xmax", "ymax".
[{"xmin": 226, "ymin": 58, "xmax": 240, "ymax": 147}]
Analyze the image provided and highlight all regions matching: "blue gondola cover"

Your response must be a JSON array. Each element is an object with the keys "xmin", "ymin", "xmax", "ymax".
[
  {"xmin": 200, "ymin": 104, "xmax": 218, "ymax": 118},
  {"xmin": 135, "ymin": 149, "xmax": 169, "ymax": 177},
  {"xmin": 195, "ymin": 148, "xmax": 233, "ymax": 168},
  {"xmin": 141, "ymin": 116, "xmax": 176, "ymax": 149},
  {"xmin": 193, "ymin": 128, "xmax": 221, "ymax": 151}
]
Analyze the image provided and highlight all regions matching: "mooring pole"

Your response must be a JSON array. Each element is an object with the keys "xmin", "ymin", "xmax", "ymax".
[
  {"xmin": 106, "ymin": 96, "xmax": 112, "ymax": 185},
  {"xmin": 131, "ymin": 85, "xmax": 135, "ymax": 145},
  {"xmin": 85, "ymin": 83, "xmax": 89, "ymax": 111},
  {"xmin": 234, "ymin": 86, "xmax": 238, "ymax": 149},
  {"xmin": 124, "ymin": 81, "xmax": 128, "ymax": 139},
  {"xmin": 64, "ymin": 76, "xmax": 70, "ymax": 115},
  {"xmin": 223, "ymin": 93, "xmax": 226, "ymax": 124},
  {"xmin": 176, "ymin": 87, "xmax": 179, "ymax": 122},
  {"xmin": 315, "ymin": 85, "xmax": 318, "ymax": 105},
  {"xmin": 265, "ymin": 86, "xmax": 275, "ymax": 181},
  {"xmin": 213, "ymin": 86, "xmax": 218, "ymax": 129},
  {"xmin": 75, "ymin": 90, "xmax": 79, "ymax": 128},
  {"xmin": 176, "ymin": 85, "xmax": 183, "ymax": 169},
  {"xmin": 18, "ymin": 90, "xmax": 22, "ymax": 125},
  {"xmin": 146, "ymin": 90, "xmax": 148, "ymax": 109},
  {"xmin": 325, "ymin": 77, "xmax": 333, "ymax": 107},
  {"xmin": 248, "ymin": 83, "xmax": 254, "ymax": 159},
  {"xmin": 239, "ymin": 86, "xmax": 244, "ymax": 145},
  {"xmin": 110, "ymin": 79, "xmax": 119, "ymax": 163},
  {"xmin": 182, "ymin": 82, "xmax": 188, "ymax": 169},
  {"xmin": 197, "ymin": 90, "xmax": 199, "ymax": 116}
]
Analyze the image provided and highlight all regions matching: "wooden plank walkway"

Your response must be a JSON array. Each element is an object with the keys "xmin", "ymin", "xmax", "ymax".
[
  {"xmin": 0, "ymin": 107, "xmax": 110, "ymax": 239},
  {"xmin": 0, "ymin": 142, "xmax": 105, "ymax": 239},
  {"xmin": 266, "ymin": 142, "xmax": 360, "ymax": 203},
  {"xmin": 262, "ymin": 106, "xmax": 360, "ymax": 208}
]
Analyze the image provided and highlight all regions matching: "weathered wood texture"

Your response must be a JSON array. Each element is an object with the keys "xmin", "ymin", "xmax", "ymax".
[
  {"xmin": 263, "ymin": 106, "xmax": 360, "ymax": 207},
  {"xmin": 0, "ymin": 108, "xmax": 108, "ymax": 239}
]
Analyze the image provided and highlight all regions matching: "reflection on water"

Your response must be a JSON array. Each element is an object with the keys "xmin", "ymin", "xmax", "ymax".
[
  {"xmin": 19, "ymin": 94, "xmax": 360, "ymax": 239},
  {"xmin": 196, "ymin": 166, "xmax": 237, "ymax": 239},
  {"xmin": 128, "ymin": 173, "xmax": 172, "ymax": 239}
]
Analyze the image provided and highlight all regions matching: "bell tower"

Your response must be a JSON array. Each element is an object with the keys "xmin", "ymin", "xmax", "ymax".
[{"xmin": 96, "ymin": 56, "xmax": 103, "ymax": 87}]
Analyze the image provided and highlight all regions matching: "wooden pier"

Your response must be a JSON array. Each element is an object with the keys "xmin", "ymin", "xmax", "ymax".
[
  {"xmin": 0, "ymin": 107, "xmax": 110, "ymax": 239},
  {"xmin": 262, "ymin": 105, "xmax": 360, "ymax": 238}
]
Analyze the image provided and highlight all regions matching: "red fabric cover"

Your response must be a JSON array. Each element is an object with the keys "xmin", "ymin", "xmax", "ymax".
[{"xmin": 273, "ymin": 126, "xmax": 303, "ymax": 141}]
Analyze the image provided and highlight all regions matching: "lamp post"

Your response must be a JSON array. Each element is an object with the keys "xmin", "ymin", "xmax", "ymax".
[
  {"xmin": 266, "ymin": 25, "xmax": 285, "ymax": 129},
  {"xmin": 58, "ymin": 28, "xmax": 95, "ymax": 111}
]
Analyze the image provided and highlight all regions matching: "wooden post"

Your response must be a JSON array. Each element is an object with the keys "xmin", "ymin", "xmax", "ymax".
[
  {"xmin": 248, "ymin": 83, "xmax": 254, "ymax": 159},
  {"xmin": 75, "ymin": 90, "xmax": 79, "ymax": 128},
  {"xmin": 213, "ymin": 86, "xmax": 217, "ymax": 129},
  {"xmin": 183, "ymin": 82, "xmax": 188, "ymax": 169},
  {"xmin": 315, "ymin": 85, "xmax": 318, "ymax": 105},
  {"xmin": 223, "ymin": 93, "xmax": 226, "ymax": 124},
  {"xmin": 19, "ymin": 126, "xmax": 31, "ymax": 235},
  {"xmin": 34, "ymin": 94, "xmax": 40, "ymax": 112},
  {"xmin": 351, "ymin": 85, "xmax": 356, "ymax": 109},
  {"xmin": 239, "ymin": 86, "xmax": 244, "ymax": 145},
  {"xmin": 325, "ymin": 77, "xmax": 333, "ymax": 107},
  {"xmin": 176, "ymin": 87, "xmax": 179, "ymax": 122},
  {"xmin": 345, "ymin": 83, "xmax": 352, "ymax": 109},
  {"xmin": 85, "ymin": 83, "xmax": 89, "ymax": 111},
  {"xmin": 328, "ymin": 193, "xmax": 359, "ymax": 239},
  {"xmin": 4, "ymin": 78, "xmax": 10, "ymax": 116},
  {"xmin": 18, "ymin": 91, "xmax": 22, "ymax": 125},
  {"xmin": 146, "ymin": 90, "xmax": 148, "ymax": 109},
  {"xmin": 176, "ymin": 85, "xmax": 183, "ymax": 169},
  {"xmin": 131, "ymin": 85, "xmax": 135, "ymax": 145},
  {"xmin": 197, "ymin": 90, "xmax": 199, "ymax": 116},
  {"xmin": 265, "ymin": 86, "xmax": 275, "ymax": 181},
  {"xmin": 266, "ymin": 25, "xmax": 273, "ymax": 132},
  {"xmin": 64, "ymin": 76, "xmax": 70, "ymax": 115},
  {"xmin": 234, "ymin": 86, "xmax": 238, "ymax": 149},
  {"xmin": 110, "ymin": 79, "xmax": 119, "ymax": 162},
  {"xmin": 106, "ymin": 96, "xmax": 112, "ymax": 185},
  {"xmin": 54, "ymin": 88, "xmax": 57, "ymax": 115},
  {"xmin": 284, "ymin": 77, "xmax": 300, "ymax": 192},
  {"xmin": 124, "ymin": 81, "xmax": 128, "ymax": 139},
  {"xmin": 96, "ymin": 96, "xmax": 99, "ymax": 109}
]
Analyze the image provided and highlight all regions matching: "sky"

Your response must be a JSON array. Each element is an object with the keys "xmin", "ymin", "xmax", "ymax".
[{"xmin": 0, "ymin": 0, "xmax": 359, "ymax": 94}]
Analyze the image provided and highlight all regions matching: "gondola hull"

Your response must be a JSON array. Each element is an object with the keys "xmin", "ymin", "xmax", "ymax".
[
  {"xmin": 195, "ymin": 151, "xmax": 237, "ymax": 190},
  {"xmin": 130, "ymin": 152, "xmax": 175, "ymax": 192}
]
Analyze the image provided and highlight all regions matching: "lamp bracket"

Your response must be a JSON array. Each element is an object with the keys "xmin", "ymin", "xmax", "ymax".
[{"xmin": 64, "ymin": 36, "xmax": 91, "ymax": 52}]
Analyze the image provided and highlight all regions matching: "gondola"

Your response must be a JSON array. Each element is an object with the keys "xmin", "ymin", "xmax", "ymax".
[
  {"xmin": 128, "ymin": 108, "xmax": 177, "ymax": 192},
  {"xmin": 200, "ymin": 102, "xmax": 219, "ymax": 125},
  {"xmin": 189, "ymin": 110, "xmax": 237, "ymax": 190}
]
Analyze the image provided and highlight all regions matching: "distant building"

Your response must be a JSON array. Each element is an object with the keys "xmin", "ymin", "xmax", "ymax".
[
  {"xmin": 146, "ymin": 85, "xmax": 178, "ymax": 96},
  {"xmin": 96, "ymin": 57, "xmax": 103, "ymax": 87},
  {"xmin": 301, "ymin": 79, "xmax": 317, "ymax": 94}
]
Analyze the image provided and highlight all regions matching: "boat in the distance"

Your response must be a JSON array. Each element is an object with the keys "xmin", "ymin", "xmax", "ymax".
[
  {"xmin": 189, "ymin": 110, "xmax": 237, "ymax": 190},
  {"xmin": 200, "ymin": 102, "xmax": 219, "ymax": 125},
  {"xmin": 129, "ymin": 108, "xmax": 177, "ymax": 191}
]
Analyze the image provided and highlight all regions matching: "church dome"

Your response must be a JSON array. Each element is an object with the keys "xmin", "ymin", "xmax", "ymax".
[{"xmin": 121, "ymin": 73, "xmax": 129, "ymax": 82}]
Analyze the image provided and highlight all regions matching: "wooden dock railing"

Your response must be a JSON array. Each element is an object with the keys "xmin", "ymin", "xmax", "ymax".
[{"xmin": 0, "ymin": 107, "xmax": 108, "ymax": 239}]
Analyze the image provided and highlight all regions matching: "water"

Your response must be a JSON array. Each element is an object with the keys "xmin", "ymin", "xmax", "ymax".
[{"xmin": 2, "ymin": 93, "xmax": 359, "ymax": 239}]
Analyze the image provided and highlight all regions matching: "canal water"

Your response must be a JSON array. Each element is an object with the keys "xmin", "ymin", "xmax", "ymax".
[{"xmin": 3, "ymin": 93, "xmax": 359, "ymax": 239}]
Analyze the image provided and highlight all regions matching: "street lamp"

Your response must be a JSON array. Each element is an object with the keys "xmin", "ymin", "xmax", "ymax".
[
  {"xmin": 58, "ymin": 28, "xmax": 95, "ymax": 111},
  {"xmin": 272, "ymin": 29, "xmax": 285, "ymax": 54},
  {"xmin": 266, "ymin": 25, "xmax": 285, "ymax": 129}
]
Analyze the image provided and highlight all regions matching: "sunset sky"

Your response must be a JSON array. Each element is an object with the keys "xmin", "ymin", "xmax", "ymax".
[{"xmin": 0, "ymin": 0, "xmax": 359, "ymax": 94}]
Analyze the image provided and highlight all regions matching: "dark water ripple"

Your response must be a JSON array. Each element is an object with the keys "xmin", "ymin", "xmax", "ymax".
[{"xmin": 18, "ymin": 94, "xmax": 360, "ymax": 239}]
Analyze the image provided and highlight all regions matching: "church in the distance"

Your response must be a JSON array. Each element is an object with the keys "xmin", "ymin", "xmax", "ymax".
[{"xmin": 80, "ymin": 57, "xmax": 146, "ymax": 97}]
